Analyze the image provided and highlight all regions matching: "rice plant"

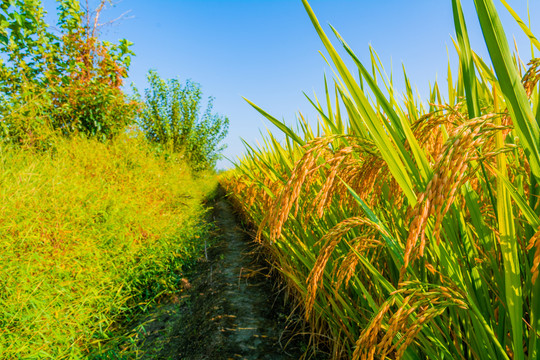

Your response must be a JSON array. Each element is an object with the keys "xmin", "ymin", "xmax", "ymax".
[{"xmin": 223, "ymin": 0, "xmax": 540, "ymax": 358}]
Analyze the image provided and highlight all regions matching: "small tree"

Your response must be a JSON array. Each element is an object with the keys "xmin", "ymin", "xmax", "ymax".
[
  {"xmin": 0, "ymin": 0, "xmax": 137, "ymax": 144},
  {"xmin": 134, "ymin": 70, "xmax": 229, "ymax": 171}
]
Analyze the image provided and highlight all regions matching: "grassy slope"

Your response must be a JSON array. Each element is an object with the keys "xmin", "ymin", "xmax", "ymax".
[{"xmin": 0, "ymin": 134, "xmax": 217, "ymax": 359}]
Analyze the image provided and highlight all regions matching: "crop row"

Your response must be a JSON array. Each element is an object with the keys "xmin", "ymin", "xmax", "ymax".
[{"xmin": 223, "ymin": 1, "xmax": 540, "ymax": 358}]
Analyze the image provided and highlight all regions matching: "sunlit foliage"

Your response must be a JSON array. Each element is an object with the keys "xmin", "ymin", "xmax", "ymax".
[
  {"xmin": 134, "ymin": 70, "xmax": 229, "ymax": 171},
  {"xmin": 223, "ymin": 0, "xmax": 540, "ymax": 359},
  {"xmin": 0, "ymin": 0, "xmax": 137, "ymax": 143}
]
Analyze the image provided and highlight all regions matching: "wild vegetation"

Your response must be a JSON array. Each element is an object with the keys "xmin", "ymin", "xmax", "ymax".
[
  {"xmin": 223, "ymin": 0, "xmax": 540, "ymax": 359},
  {"xmin": 0, "ymin": 0, "xmax": 228, "ymax": 358},
  {"xmin": 133, "ymin": 70, "xmax": 229, "ymax": 171},
  {"xmin": 0, "ymin": 0, "xmax": 137, "ymax": 144},
  {"xmin": 0, "ymin": 134, "xmax": 216, "ymax": 358}
]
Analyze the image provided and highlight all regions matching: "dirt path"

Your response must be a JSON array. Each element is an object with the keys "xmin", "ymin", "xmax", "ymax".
[{"xmin": 130, "ymin": 197, "xmax": 306, "ymax": 360}]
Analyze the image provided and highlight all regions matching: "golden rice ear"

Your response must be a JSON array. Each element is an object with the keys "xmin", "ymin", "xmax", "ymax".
[
  {"xmin": 262, "ymin": 136, "xmax": 332, "ymax": 243},
  {"xmin": 305, "ymin": 216, "xmax": 390, "ymax": 319},
  {"xmin": 403, "ymin": 114, "xmax": 504, "ymax": 274},
  {"xmin": 310, "ymin": 146, "xmax": 354, "ymax": 219},
  {"xmin": 308, "ymin": 138, "xmax": 382, "ymax": 220},
  {"xmin": 527, "ymin": 227, "xmax": 540, "ymax": 284},
  {"xmin": 352, "ymin": 298, "xmax": 396, "ymax": 360},
  {"xmin": 261, "ymin": 134, "xmax": 377, "ymax": 244},
  {"xmin": 411, "ymin": 103, "xmax": 468, "ymax": 166},
  {"xmin": 522, "ymin": 58, "xmax": 540, "ymax": 98},
  {"xmin": 353, "ymin": 283, "xmax": 468, "ymax": 360},
  {"xmin": 332, "ymin": 237, "xmax": 382, "ymax": 290}
]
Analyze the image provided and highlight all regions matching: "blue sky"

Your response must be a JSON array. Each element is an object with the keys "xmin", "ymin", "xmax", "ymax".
[{"xmin": 42, "ymin": 0, "xmax": 539, "ymax": 169}]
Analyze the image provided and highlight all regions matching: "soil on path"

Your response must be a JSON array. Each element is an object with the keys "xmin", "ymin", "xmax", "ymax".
[{"xmin": 130, "ymin": 196, "xmax": 307, "ymax": 360}]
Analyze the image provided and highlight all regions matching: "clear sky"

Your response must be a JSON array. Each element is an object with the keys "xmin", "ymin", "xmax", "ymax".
[{"xmin": 42, "ymin": 0, "xmax": 539, "ymax": 169}]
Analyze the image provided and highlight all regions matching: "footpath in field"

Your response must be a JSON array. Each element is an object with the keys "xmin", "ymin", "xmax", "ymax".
[{"xmin": 132, "ymin": 195, "xmax": 308, "ymax": 359}]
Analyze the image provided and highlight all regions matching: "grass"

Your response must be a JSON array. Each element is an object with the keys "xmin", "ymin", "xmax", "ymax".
[
  {"xmin": 0, "ymin": 132, "xmax": 217, "ymax": 358},
  {"xmin": 223, "ymin": 0, "xmax": 540, "ymax": 358}
]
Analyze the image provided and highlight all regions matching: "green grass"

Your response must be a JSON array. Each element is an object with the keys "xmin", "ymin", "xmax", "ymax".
[{"xmin": 0, "ymin": 133, "xmax": 217, "ymax": 359}]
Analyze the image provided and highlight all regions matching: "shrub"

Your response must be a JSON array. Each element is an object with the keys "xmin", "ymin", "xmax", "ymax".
[
  {"xmin": 134, "ymin": 70, "xmax": 229, "ymax": 171},
  {"xmin": 0, "ymin": 0, "xmax": 138, "ymax": 143}
]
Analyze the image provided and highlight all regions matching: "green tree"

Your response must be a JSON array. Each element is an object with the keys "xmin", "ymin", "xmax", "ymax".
[
  {"xmin": 0, "ymin": 0, "xmax": 137, "ymax": 144},
  {"xmin": 134, "ymin": 70, "xmax": 229, "ymax": 171}
]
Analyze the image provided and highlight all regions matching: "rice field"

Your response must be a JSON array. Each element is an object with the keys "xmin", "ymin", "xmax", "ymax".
[{"xmin": 222, "ymin": 0, "xmax": 540, "ymax": 358}]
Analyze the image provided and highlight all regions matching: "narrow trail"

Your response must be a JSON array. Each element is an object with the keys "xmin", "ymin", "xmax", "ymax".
[{"xmin": 131, "ymin": 196, "xmax": 305, "ymax": 360}]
